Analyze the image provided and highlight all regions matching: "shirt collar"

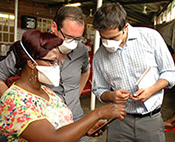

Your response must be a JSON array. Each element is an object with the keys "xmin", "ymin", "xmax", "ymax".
[
  {"xmin": 67, "ymin": 52, "xmax": 72, "ymax": 60},
  {"xmin": 127, "ymin": 24, "xmax": 140, "ymax": 41}
]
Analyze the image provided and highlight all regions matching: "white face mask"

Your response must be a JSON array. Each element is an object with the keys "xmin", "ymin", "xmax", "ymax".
[
  {"xmin": 59, "ymin": 39, "xmax": 78, "ymax": 54},
  {"xmin": 36, "ymin": 65, "xmax": 60, "ymax": 87},
  {"xmin": 102, "ymin": 39, "xmax": 122, "ymax": 52},
  {"xmin": 20, "ymin": 41, "xmax": 60, "ymax": 87}
]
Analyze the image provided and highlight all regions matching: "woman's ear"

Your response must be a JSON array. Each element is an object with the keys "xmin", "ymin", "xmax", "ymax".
[{"xmin": 27, "ymin": 60, "xmax": 36, "ymax": 69}]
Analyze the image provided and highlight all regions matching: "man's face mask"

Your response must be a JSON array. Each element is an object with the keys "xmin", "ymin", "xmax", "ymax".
[
  {"xmin": 20, "ymin": 41, "xmax": 60, "ymax": 87},
  {"xmin": 59, "ymin": 39, "xmax": 78, "ymax": 54},
  {"xmin": 57, "ymin": 25, "xmax": 79, "ymax": 54},
  {"xmin": 102, "ymin": 39, "xmax": 122, "ymax": 52},
  {"xmin": 101, "ymin": 30, "xmax": 125, "ymax": 52}
]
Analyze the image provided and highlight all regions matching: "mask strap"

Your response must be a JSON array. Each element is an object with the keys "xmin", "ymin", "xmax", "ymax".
[{"xmin": 20, "ymin": 40, "xmax": 38, "ymax": 65}]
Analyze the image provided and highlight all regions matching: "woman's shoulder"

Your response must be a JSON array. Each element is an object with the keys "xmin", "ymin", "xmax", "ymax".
[{"xmin": 1, "ymin": 84, "xmax": 20, "ymax": 101}]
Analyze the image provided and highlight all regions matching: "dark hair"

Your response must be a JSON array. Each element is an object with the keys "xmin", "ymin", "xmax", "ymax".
[
  {"xmin": 53, "ymin": 6, "xmax": 86, "ymax": 28},
  {"xmin": 13, "ymin": 29, "xmax": 63, "ymax": 69},
  {"xmin": 93, "ymin": 2, "xmax": 127, "ymax": 31}
]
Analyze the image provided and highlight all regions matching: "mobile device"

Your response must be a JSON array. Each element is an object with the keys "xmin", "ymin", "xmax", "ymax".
[{"xmin": 89, "ymin": 118, "xmax": 116, "ymax": 136}]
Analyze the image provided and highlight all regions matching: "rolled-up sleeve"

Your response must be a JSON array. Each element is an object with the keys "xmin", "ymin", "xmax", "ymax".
[
  {"xmin": 92, "ymin": 55, "xmax": 110, "ymax": 103},
  {"xmin": 154, "ymin": 30, "xmax": 175, "ymax": 88}
]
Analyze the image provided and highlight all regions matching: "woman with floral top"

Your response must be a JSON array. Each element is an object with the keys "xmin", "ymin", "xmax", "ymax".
[{"xmin": 0, "ymin": 29, "xmax": 126, "ymax": 142}]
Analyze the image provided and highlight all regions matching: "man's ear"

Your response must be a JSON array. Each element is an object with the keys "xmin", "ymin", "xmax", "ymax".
[
  {"xmin": 51, "ymin": 21, "xmax": 58, "ymax": 34},
  {"xmin": 27, "ymin": 60, "xmax": 36, "ymax": 69},
  {"xmin": 124, "ymin": 23, "xmax": 129, "ymax": 31}
]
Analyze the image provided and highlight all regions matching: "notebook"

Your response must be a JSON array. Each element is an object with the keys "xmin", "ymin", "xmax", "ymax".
[{"xmin": 135, "ymin": 67, "xmax": 159, "ymax": 111}]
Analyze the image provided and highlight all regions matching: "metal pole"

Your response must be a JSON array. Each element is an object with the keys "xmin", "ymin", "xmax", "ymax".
[
  {"xmin": 90, "ymin": 0, "xmax": 103, "ymax": 110},
  {"xmin": 14, "ymin": 0, "xmax": 18, "ymax": 42}
]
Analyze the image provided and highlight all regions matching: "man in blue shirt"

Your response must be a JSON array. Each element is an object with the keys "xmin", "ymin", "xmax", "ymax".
[{"xmin": 92, "ymin": 2, "xmax": 175, "ymax": 142}]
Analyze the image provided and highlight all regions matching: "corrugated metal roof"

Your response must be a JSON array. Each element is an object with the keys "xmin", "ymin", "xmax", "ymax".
[{"xmin": 28, "ymin": 0, "xmax": 173, "ymax": 26}]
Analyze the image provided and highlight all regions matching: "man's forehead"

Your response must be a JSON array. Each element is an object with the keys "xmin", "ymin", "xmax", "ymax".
[
  {"xmin": 99, "ymin": 28, "xmax": 121, "ymax": 38},
  {"xmin": 62, "ymin": 18, "xmax": 84, "ymax": 27},
  {"xmin": 61, "ymin": 20, "xmax": 84, "ymax": 38}
]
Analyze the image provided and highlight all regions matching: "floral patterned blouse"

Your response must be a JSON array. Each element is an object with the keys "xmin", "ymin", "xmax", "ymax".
[{"xmin": 0, "ymin": 84, "xmax": 73, "ymax": 142}]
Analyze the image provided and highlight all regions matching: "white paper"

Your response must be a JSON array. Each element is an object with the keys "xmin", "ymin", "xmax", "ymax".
[{"xmin": 135, "ymin": 67, "xmax": 159, "ymax": 111}]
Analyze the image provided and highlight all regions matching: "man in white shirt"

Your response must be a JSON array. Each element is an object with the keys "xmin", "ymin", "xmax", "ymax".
[{"xmin": 92, "ymin": 2, "xmax": 175, "ymax": 142}]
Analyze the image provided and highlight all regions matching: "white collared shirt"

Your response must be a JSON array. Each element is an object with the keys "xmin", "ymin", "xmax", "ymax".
[{"xmin": 93, "ymin": 25, "xmax": 175, "ymax": 114}]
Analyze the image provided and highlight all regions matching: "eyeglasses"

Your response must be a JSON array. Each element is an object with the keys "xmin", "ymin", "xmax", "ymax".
[
  {"xmin": 37, "ymin": 58, "xmax": 59, "ymax": 66},
  {"xmin": 57, "ymin": 25, "xmax": 83, "ymax": 42}
]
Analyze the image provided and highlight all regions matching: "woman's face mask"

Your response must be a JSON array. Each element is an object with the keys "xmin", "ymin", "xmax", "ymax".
[
  {"xmin": 20, "ymin": 41, "xmax": 60, "ymax": 87},
  {"xmin": 36, "ymin": 65, "xmax": 60, "ymax": 87}
]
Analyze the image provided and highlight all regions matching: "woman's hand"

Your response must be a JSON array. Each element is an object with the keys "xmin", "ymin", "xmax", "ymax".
[
  {"xmin": 97, "ymin": 104, "xmax": 126, "ymax": 120},
  {"xmin": 86, "ymin": 121, "xmax": 108, "ymax": 137},
  {"xmin": 87, "ymin": 104, "xmax": 126, "ymax": 137}
]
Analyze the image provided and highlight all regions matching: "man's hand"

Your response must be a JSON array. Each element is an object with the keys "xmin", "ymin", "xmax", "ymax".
[
  {"xmin": 164, "ymin": 115, "xmax": 175, "ymax": 129},
  {"xmin": 131, "ymin": 79, "xmax": 169, "ymax": 102},
  {"xmin": 111, "ymin": 89, "xmax": 130, "ymax": 104},
  {"xmin": 130, "ymin": 87, "xmax": 152, "ymax": 102}
]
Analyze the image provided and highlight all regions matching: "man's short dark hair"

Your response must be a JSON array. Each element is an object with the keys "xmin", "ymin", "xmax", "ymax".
[
  {"xmin": 53, "ymin": 6, "xmax": 86, "ymax": 28},
  {"xmin": 93, "ymin": 2, "xmax": 127, "ymax": 31}
]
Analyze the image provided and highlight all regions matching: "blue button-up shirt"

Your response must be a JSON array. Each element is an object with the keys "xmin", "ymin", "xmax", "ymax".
[{"xmin": 93, "ymin": 25, "xmax": 175, "ymax": 114}]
